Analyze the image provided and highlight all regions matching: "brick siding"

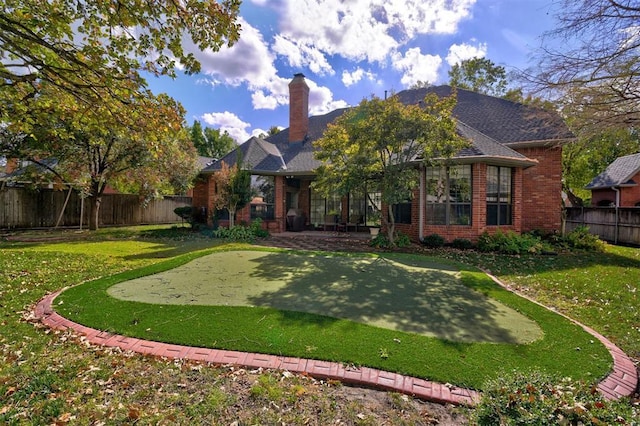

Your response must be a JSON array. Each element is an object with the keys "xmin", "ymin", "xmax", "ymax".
[{"xmin": 517, "ymin": 145, "xmax": 563, "ymax": 233}]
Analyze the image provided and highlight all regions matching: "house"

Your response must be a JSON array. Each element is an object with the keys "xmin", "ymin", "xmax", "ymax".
[
  {"xmin": 193, "ymin": 74, "xmax": 574, "ymax": 242},
  {"xmin": 586, "ymin": 153, "xmax": 640, "ymax": 207}
]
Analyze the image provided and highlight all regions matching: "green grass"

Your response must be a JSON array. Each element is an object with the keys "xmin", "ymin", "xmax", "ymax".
[
  {"xmin": 436, "ymin": 245, "xmax": 640, "ymax": 361},
  {"xmin": 54, "ymin": 246, "xmax": 611, "ymax": 390},
  {"xmin": 1, "ymin": 226, "xmax": 637, "ymax": 423}
]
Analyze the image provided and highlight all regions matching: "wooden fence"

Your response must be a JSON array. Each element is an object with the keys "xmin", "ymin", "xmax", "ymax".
[
  {"xmin": 565, "ymin": 207, "xmax": 640, "ymax": 246},
  {"xmin": 0, "ymin": 186, "xmax": 192, "ymax": 229}
]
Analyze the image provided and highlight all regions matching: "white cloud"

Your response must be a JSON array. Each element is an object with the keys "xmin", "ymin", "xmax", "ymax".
[
  {"xmin": 201, "ymin": 111, "xmax": 251, "ymax": 143},
  {"xmin": 342, "ymin": 68, "xmax": 378, "ymax": 87},
  {"xmin": 445, "ymin": 41, "xmax": 487, "ymax": 66},
  {"xmin": 274, "ymin": 0, "xmax": 476, "ymax": 64},
  {"xmin": 272, "ymin": 35, "xmax": 334, "ymax": 75},
  {"xmin": 187, "ymin": 18, "xmax": 277, "ymax": 89},
  {"xmin": 391, "ymin": 47, "xmax": 442, "ymax": 87},
  {"xmin": 306, "ymin": 79, "xmax": 349, "ymax": 115}
]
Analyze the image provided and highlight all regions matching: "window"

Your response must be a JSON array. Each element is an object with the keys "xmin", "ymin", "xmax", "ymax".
[
  {"xmin": 486, "ymin": 166, "xmax": 512, "ymax": 225},
  {"xmin": 365, "ymin": 190, "xmax": 382, "ymax": 226},
  {"xmin": 309, "ymin": 188, "xmax": 342, "ymax": 225},
  {"xmin": 393, "ymin": 201, "xmax": 412, "ymax": 224},
  {"xmin": 250, "ymin": 175, "xmax": 275, "ymax": 220},
  {"xmin": 347, "ymin": 188, "xmax": 366, "ymax": 225},
  {"xmin": 426, "ymin": 165, "xmax": 471, "ymax": 225}
]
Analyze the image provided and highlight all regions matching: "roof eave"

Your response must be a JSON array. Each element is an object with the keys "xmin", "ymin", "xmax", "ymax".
[{"xmin": 586, "ymin": 182, "xmax": 638, "ymax": 190}]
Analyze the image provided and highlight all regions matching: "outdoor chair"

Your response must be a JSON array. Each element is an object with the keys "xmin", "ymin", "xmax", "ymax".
[
  {"xmin": 346, "ymin": 214, "xmax": 363, "ymax": 232},
  {"xmin": 323, "ymin": 214, "xmax": 338, "ymax": 231}
]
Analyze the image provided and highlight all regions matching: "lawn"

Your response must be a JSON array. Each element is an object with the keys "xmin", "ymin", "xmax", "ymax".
[
  {"xmin": 0, "ymin": 225, "xmax": 637, "ymax": 424},
  {"xmin": 55, "ymin": 246, "xmax": 609, "ymax": 390}
]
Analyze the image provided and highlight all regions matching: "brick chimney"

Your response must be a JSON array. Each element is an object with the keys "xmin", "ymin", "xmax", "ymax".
[{"xmin": 288, "ymin": 73, "xmax": 309, "ymax": 143}]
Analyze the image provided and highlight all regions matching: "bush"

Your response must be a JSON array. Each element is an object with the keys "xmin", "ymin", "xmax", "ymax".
[
  {"xmin": 212, "ymin": 219, "xmax": 269, "ymax": 242},
  {"xmin": 174, "ymin": 206, "xmax": 196, "ymax": 227},
  {"xmin": 477, "ymin": 230, "xmax": 548, "ymax": 255},
  {"xmin": 473, "ymin": 370, "xmax": 634, "ymax": 425},
  {"xmin": 369, "ymin": 233, "xmax": 389, "ymax": 248},
  {"xmin": 394, "ymin": 232, "xmax": 411, "ymax": 248},
  {"xmin": 249, "ymin": 218, "xmax": 270, "ymax": 238},
  {"xmin": 421, "ymin": 233, "xmax": 445, "ymax": 248},
  {"xmin": 369, "ymin": 232, "xmax": 411, "ymax": 248},
  {"xmin": 559, "ymin": 225, "xmax": 606, "ymax": 252},
  {"xmin": 451, "ymin": 238, "xmax": 474, "ymax": 250}
]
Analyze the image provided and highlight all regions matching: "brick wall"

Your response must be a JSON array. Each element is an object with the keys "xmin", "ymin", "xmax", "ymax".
[
  {"xmin": 620, "ymin": 172, "xmax": 640, "ymax": 206},
  {"xmin": 517, "ymin": 145, "xmax": 563, "ymax": 233},
  {"xmin": 590, "ymin": 189, "xmax": 616, "ymax": 206}
]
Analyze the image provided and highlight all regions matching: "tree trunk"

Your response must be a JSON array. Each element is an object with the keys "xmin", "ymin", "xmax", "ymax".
[
  {"xmin": 88, "ymin": 195, "xmax": 102, "ymax": 230},
  {"xmin": 386, "ymin": 204, "xmax": 395, "ymax": 246},
  {"xmin": 228, "ymin": 204, "xmax": 236, "ymax": 228},
  {"xmin": 564, "ymin": 188, "xmax": 584, "ymax": 207}
]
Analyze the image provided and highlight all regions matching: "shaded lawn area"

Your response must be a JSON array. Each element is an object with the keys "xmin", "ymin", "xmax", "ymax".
[
  {"xmin": 56, "ymin": 248, "xmax": 611, "ymax": 390},
  {"xmin": 107, "ymin": 251, "xmax": 541, "ymax": 344}
]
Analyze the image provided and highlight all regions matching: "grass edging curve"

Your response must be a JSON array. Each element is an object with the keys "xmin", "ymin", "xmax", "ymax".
[{"xmin": 53, "ymin": 247, "xmax": 612, "ymax": 391}]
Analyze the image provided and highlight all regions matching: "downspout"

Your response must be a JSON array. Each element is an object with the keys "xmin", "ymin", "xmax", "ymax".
[
  {"xmin": 612, "ymin": 187, "xmax": 620, "ymax": 244},
  {"xmin": 419, "ymin": 165, "xmax": 425, "ymax": 242}
]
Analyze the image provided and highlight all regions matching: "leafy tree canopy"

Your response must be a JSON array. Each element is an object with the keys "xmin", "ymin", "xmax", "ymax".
[
  {"xmin": 313, "ymin": 92, "xmax": 467, "ymax": 245},
  {"xmin": 0, "ymin": 83, "xmax": 199, "ymax": 230},
  {"xmin": 448, "ymin": 57, "xmax": 508, "ymax": 97},
  {"xmin": 188, "ymin": 120, "xmax": 236, "ymax": 159},
  {"xmin": 0, "ymin": 0, "xmax": 241, "ymax": 112}
]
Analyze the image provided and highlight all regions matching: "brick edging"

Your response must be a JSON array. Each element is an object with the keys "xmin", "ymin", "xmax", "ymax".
[
  {"xmin": 34, "ymin": 276, "xmax": 637, "ymax": 406},
  {"xmin": 483, "ymin": 272, "xmax": 638, "ymax": 400},
  {"xmin": 33, "ymin": 291, "xmax": 480, "ymax": 406}
]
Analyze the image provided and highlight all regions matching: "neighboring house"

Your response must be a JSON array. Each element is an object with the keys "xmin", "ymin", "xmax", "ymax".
[
  {"xmin": 586, "ymin": 153, "xmax": 640, "ymax": 207},
  {"xmin": 193, "ymin": 74, "xmax": 574, "ymax": 242}
]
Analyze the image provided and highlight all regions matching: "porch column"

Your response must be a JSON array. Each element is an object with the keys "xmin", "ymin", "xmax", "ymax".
[{"xmin": 275, "ymin": 175, "xmax": 286, "ymax": 232}]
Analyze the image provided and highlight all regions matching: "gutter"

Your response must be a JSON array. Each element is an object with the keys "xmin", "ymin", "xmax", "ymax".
[
  {"xmin": 419, "ymin": 166, "xmax": 425, "ymax": 242},
  {"xmin": 613, "ymin": 187, "xmax": 620, "ymax": 245}
]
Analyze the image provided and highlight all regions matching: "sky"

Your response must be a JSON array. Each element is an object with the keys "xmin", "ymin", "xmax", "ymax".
[{"xmin": 145, "ymin": 0, "xmax": 560, "ymax": 144}]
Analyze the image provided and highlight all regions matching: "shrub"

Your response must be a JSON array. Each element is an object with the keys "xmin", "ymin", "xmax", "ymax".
[
  {"xmin": 249, "ymin": 218, "xmax": 270, "ymax": 238},
  {"xmin": 369, "ymin": 232, "xmax": 411, "ymax": 248},
  {"xmin": 421, "ymin": 233, "xmax": 445, "ymax": 248},
  {"xmin": 451, "ymin": 238, "xmax": 474, "ymax": 250},
  {"xmin": 174, "ymin": 206, "xmax": 196, "ymax": 227},
  {"xmin": 473, "ymin": 370, "xmax": 634, "ymax": 425},
  {"xmin": 212, "ymin": 219, "xmax": 269, "ymax": 242},
  {"xmin": 394, "ymin": 232, "xmax": 411, "ymax": 248},
  {"xmin": 477, "ymin": 230, "xmax": 548, "ymax": 255},
  {"xmin": 369, "ymin": 233, "xmax": 389, "ymax": 248},
  {"xmin": 559, "ymin": 225, "xmax": 605, "ymax": 252}
]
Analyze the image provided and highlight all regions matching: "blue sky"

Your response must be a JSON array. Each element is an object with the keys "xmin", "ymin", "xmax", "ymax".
[{"xmin": 145, "ymin": 0, "xmax": 560, "ymax": 144}]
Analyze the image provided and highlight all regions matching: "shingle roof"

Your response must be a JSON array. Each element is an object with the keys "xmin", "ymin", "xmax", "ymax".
[
  {"xmin": 396, "ymin": 86, "xmax": 574, "ymax": 144},
  {"xmin": 585, "ymin": 153, "xmax": 640, "ymax": 189},
  {"xmin": 202, "ymin": 85, "xmax": 571, "ymax": 175}
]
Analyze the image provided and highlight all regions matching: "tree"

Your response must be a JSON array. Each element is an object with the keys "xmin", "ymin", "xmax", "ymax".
[
  {"xmin": 188, "ymin": 120, "xmax": 236, "ymax": 158},
  {"xmin": 563, "ymin": 128, "xmax": 640, "ymax": 205},
  {"xmin": 0, "ymin": 84, "xmax": 199, "ymax": 230},
  {"xmin": 313, "ymin": 92, "xmax": 467, "ymax": 245},
  {"xmin": 448, "ymin": 57, "xmax": 508, "ymax": 97},
  {"xmin": 212, "ymin": 150, "xmax": 252, "ymax": 227},
  {"xmin": 528, "ymin": 0, "xmax": 640, "ymax": 131},
  {"xmin": 0, "ymin": 0, "xmax": 240, "ymax": 113},
  {"xmin": 257, "ymin": 126, "xmax": 282, "ymax": 139}
]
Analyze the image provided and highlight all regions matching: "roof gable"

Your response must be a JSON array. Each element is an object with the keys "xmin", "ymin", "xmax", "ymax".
[{"xmin": 586, "ymin": 153, "xmax": 640, "ymax": 189}]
